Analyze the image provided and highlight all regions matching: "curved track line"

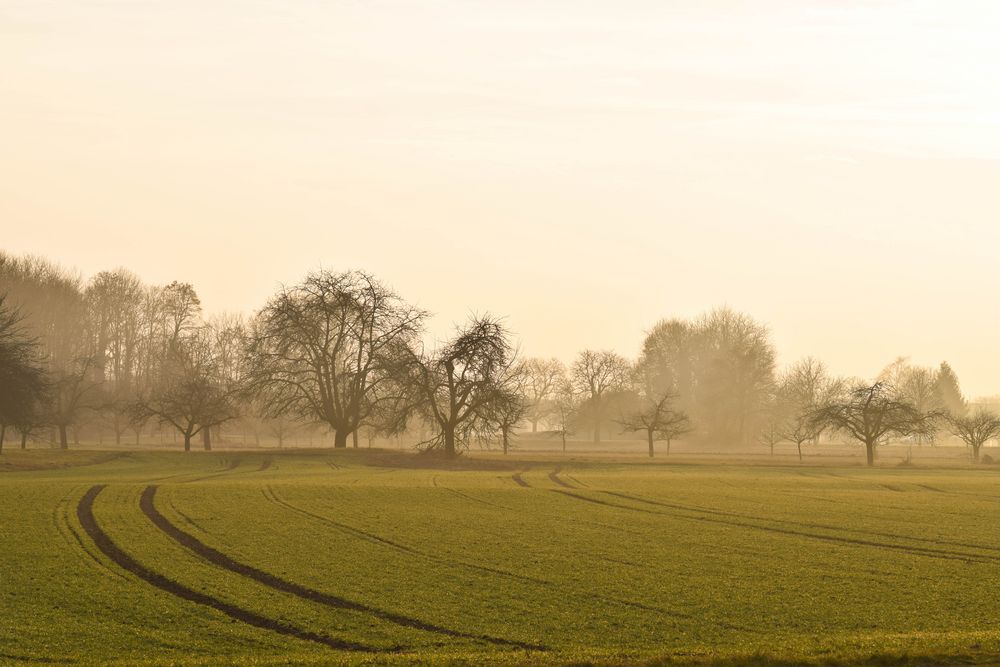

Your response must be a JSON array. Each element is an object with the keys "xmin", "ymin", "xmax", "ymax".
[
  {"xmin": 261, "ymin": 487, "xmax": 740, "ymax": 630},
  {"xmin": 548, "ymin": 468, "xmax": 575, "ymax": 489},
  {"xmin": 76, "ymin": 485, "xmax": 377, "ymax": 652},
  {"xmin": 258, "ymin": 458, "xmax": 273, "ymax": 472},
  {"xmin": 145, "ymin": 486, "xmax": 544, "ymax": 651},
  {"xmin": 552, "ymin": 489, "xmax": 993, "ymax": 564},
  {"xmin": 263, "ymin": 486, "xmax": 545, "ymax": 584},
  {"xmin": 602, "ymin": 491, "xmax": 1000, "ymax": 556},
  {"xmin": 511, "ymin": 473, "xmax": 530, "ymax": 488}
]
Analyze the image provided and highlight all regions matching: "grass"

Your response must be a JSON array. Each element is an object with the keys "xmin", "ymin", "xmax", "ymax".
[{"xmin": 3, "ymin": 447, "xmax": 1000, "ymax": 665}]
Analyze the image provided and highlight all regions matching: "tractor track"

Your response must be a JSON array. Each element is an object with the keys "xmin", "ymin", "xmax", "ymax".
[
  {"xmin": 262, "ymin": 486, "xmax": 545, "ymax": 584},
  {"xmin": 550, "ymin": 489, "xmax": 998, "ymax": 565},
  {"xmin": 511, "ymin": 473, "xmax": 530, "ymax": 488},
  {"xmin": 142, "ymin": 486, "xmax": 545, "ymax": 651},
  {"xmin": 600, "ymin": 490, "xmax": 1000, "ymax": 556},
  {"xmin": 77, "ymin": 485, "xmax": 378, "ymax": 652},
  {"xmin": 548, "ymin": 468, "xmax": 575, "ymax": 489},
  {"xmin": 261, "ymin": 486, "xmax": 746, "ymax": 631}
]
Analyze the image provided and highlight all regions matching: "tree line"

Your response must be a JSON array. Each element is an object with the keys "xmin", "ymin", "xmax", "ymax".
[{"xmin": 0, "ymin": 252, "xmax": 991, "ymax": 464}]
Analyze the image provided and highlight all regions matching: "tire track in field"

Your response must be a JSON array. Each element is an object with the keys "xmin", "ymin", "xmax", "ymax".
[
  {"xmin": 551, "ymin": 489, "xmax": 995, "ymax": 564},
  {"xmin": 262, "ymin": 486, "xmax": 545, "ymax": 584},
  {"xmin": 76, "ymin": 485, "xmax": 377, "ymax": 652},
  {"xmin": 262, "ymin": 486, "xmax": 748, "ymax": 631},
  {"xmin": 548, "ymin": 468, "xmax": 575, "ymax": 489},
  {"xmin": 143, "ymin": 486, "xmax": 545, "ymax": 651},
  {"xmin": 53, "ymin": 487, "xmax": 128, "ymax": 583},
  {"xmin": 258, "ymin": 458, "xmax": 273, "ymax": 472},
  {"xmin": 601, "ymin": 490, "xmax": 1000, "ymax": 556},
  {"xmin": 511, "ymin": 472, "xmax": 530, "ymax": 488}
]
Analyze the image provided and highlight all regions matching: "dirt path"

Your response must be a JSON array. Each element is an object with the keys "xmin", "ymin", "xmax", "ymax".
[
  {"xmin": 143, "ymin": 486, "xmax": 544, "ymax": 651},
  {"xmin": 76, "ymin": 485, "xmax": 376, "ymax": 652}
]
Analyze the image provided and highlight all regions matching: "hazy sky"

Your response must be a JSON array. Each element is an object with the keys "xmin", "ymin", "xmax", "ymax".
[{"xmin": 4, "ymin": 1, "xmax": 1000, "ymax": 395}]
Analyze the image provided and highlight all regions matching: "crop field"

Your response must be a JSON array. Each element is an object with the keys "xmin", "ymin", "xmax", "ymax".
[{"xmin": 4, "ymin": 448, "xmax": 1000, "ymax": 666}]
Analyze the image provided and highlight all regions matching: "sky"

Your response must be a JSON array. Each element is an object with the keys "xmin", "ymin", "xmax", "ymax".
[{"xmin": 3, "ymin": 0, "xmax": 1000, "ymax": 395}]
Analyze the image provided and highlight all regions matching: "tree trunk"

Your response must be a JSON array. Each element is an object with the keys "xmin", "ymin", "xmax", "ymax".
[
  {"xmin": 797, "ymin": 441, "xmax": 803, "ymax": 462},
  {"xmin": 443, "ymin": 426, "xmax": 456, "ymax": 457},
  {"xmin": 502, "ymin": 428, "xmax": 509, "ymax": 455},
  {"xmin": 865, "ymin": 440, "xmax": 875, "ymax": 466},
  {"xmin": 973, "ymin": 443, "xmax": 981, "ymax": 463},
  {"xmin": 59, "ymin": 424, "xmax": 69, "ymax": 450},
  {"xmin": 561, "ymin": 432, "xmax": 566, "ymax": 452},
  {"xmin": 183, "ymin": 433, "xmax": 192, "ymax": 452},
  {"xmin": 666, "ymin": 438, "xmax": 671, "ymax": 456},
  {"xmin": 352, "ymin": 431, "xmax": 359, "ymax": 448},
  {"xmin": 0, "ymin": 425, "xmax": 5, "ymax": 454},
  {"xmin": 647, "ymin": 430, "xmax": 654, "ymax": 458},
  {"xmin": 333, "ymin": 429, "xmax": 348, "ymax": 449},
  {"xmin": 532, "ymin": 420, "xmax": 538, "ymax": 433},
  {"xmin": 203, "ymin": 428, "xmax": 212, "ymax": 451},
  {"xmin": 21, "ymin": 431, "xmax": 28, "ymax": 449}
]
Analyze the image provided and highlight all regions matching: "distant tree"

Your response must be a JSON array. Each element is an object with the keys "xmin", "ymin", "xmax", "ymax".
[
  {"xmin": 522, "ymin": 358, "xmax": 566, "ymax": 432},
  {"xmin": 160, "ymin": 281, "xmax": 202, "ymax": 346},
  {"xmin": 571, "ymin": 350, "xmax": 631, "ymax": 443},
  {"xmin": 0, "ymin": 297, "xmax": 48, "ymax": 453},
  {"xmin": 618, "ymin": 389, "xmax": 691, "ymax": 457},
  {"xmin": 933, "ymin": 362, "xmax": 966, "ymax": 418},
  {"xmin": 946, "ymin": 409, "xmax": 1000, "ymax": 464},
  {"xmin": 779, "ymin": 358, "xmax": 844, "ymax": 461},
  {"xmin": 132, "ymin": 332, "xmax": 238, "ymax": 451},
  {"xmin": 489, "ymin": 386, "xmax": 529, "ymax": 455},
  {"xmin": 549, "ymin": 381, "xmax": 579, "ymax": 452},
  {"xmin": 812, "ymin": 381, "xmax": 932, "ymax": 466},
  {"xmin": 757, "ymin": 394, "xmax": 788, "ymax": 457},
  {"xmin": 639, "ymin": 308, "xmax": 776, "ymax": 446},
  {"xmin": 247, "ymin": 270, "xmax": 425, "ymax": 449},
  {"xmin": 409, "ymin": 315, "xmax": 516, "ymax": 456}
]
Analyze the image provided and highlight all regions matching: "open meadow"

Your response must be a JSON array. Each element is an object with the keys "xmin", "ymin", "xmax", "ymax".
[{"xmin": 4, "ymin": 446, "xmax": 1000, "ymax": 666}]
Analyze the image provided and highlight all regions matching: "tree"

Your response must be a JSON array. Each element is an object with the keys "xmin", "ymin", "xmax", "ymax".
[
  {"xmin": 247, "ymin": 270, "xmax": 425, "ymax": 449},
  {"xmin": 639, "ymin": 308, "xmax": 776, "ymax": 446},
  {"xmin": 812, "ymin": 381, "xmax": 932, "ymax": 466},
  {"xmin": 571, "ymin": 350, "xmax": 631, "ymax": 443},
  {"xmin": 946, "ymin": 409, "xmax": 1000, "ymax": 463},
  {"xmin": 132, "ymin": 332, "xmax": 238, "ymax": 451},
  {"xmin": 0, "ymin": 297, "xmax": 47, "ymax": 454},
  {"xmin": 409, "ymin": 315, "xmax": 516, "ymax": 457},
  {"xmin": 0, "ymin": 253, "xmax": 95, "ymax": 448},
  {"xmin": 618, "ymin": 388, "xmax": 691, "ymax": 457},
  {"xmin": 778, "ymin": 358, "xmax": 843, "ymax": 461},
  {"xmin": 522, "ymin": 357, "xmax": 566, "ymax": 432},
  {"xmin": 549, "ymin": 381, "xmax": 578, "ymax": 453},
  {"xmin": 933, "ymin": 362, "xmax": 966, "ymax": 418}
]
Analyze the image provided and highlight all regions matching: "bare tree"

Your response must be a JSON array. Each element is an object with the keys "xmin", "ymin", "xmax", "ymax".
[
  {"xmin": 409, "ymin": 315, "xmax": 516, "ymax": 456},
  {"xmin": 946, "ymin": 409, "xmax": 1000, "ymax": 463},
  {"xmin": 133, "ymin": 332, "xmax": 238, "ymax": 451},
  {"xmin": 779, "ymin": 358, "xmax": 843, "ymax": 461},
  {"xmin": 811, "ymin": 381, "xmax": 932, "ymax": 466},
  {"xmin": 571, "ymin": 350, "xmax": 631, "ymax": 443},
  {"xmin": 549, "ymin": 381, "xmax": 578, "ymax": 453},
  {"xmin": 618, "ymin": 389, "xmax": 691, "ymax": 457},
  {"xmin": 522, "ymin": 358, "xmax": 566, "ymax": 432},
  {"xmin": 247, "ymin": 270, "xmax": 425, "ymax": 449}
]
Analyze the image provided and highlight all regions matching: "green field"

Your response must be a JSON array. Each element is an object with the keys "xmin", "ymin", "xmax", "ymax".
[{"xmin": 4, "ymin": 448, "xmax": 1000, "ymax": 666}]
